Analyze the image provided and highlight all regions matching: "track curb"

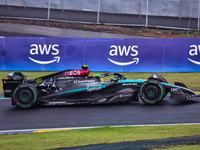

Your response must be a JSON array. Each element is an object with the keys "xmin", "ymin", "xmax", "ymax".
[{"xmin": 0, "ymin": 123, "xmax": 200, "ymax": 134}]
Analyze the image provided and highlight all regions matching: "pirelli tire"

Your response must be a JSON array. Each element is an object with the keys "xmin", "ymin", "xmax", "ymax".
[
  {"xmin": 140, "ymin": 80, "xmax": 165, "ymax": 105},
  {"xmin": 12, "ymin": 83, "xmax": 39, "ymax": 108}
]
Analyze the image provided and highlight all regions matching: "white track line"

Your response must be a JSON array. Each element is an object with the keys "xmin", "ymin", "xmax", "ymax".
[{"xmin": 1, "ymin": 123, "xmax": 200, "ymax": 134}]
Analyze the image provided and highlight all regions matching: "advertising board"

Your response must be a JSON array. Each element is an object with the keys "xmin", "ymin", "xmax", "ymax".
[{"xmin": 0, "ymin": 37, "xmax": 200, "ymax": 72}]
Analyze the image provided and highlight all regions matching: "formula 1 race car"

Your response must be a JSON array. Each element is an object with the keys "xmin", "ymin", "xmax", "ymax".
[{"xmin": 2, "ymin": 65, "xmax": 198, "ymax": 108}]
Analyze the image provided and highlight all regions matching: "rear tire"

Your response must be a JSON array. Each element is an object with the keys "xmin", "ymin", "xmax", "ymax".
[
  {"xmin": 12, "ymin": 83, "xmax": 38, "ymax": 108},
  {"xmin": 140, "ymin": 80, "xmax": 165, "ymax": 105}
]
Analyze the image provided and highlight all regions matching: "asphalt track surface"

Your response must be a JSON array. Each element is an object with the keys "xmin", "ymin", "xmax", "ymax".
[
  {"xmin": 0, "ymin": 96, "xmax": 200, "ymax": 131},
  {"xmin": 0, "ymin": 22, "xmax": 146, "ymax": 38}
]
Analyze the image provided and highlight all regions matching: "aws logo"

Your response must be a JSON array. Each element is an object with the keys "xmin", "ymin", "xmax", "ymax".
[
  {"xmin": 188, "ymin": 45, "xmax": 200, "ymax": 65},
  {"xmin": 29, "ymin": 44, "xmax": 60, "ymax": 65},
  {"xmin": 108, "ymin": 45, "xmax": 139, "ymax": 66}
]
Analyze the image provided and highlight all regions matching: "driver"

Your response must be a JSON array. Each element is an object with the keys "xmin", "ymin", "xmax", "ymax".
[
  {"xmin": 111, "ymin": 75, "xmax": 119, "ymax": 82},
  {"xmin": 93, "ymin": 74, "xmax": 104, "ymax": 82}
]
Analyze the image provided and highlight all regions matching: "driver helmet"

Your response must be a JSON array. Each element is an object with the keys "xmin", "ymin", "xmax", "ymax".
[{"xmin": 94, "ymin": 74, "xmax": 104, "ymax": 82}]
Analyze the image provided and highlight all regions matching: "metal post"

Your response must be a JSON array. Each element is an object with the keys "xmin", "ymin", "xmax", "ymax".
[
  {"xmin": 47, "ymin": 0, "xmax": 51, "ymax": 20},
  {"xmin": 198, "ymin": 0, "xmax": 200, "ymax": 30},
  {"xmin": 145, "ymin": 0, "xmax": 149, "ymax": 28},
  {"xmin": 179, "ymin": 0, "xmax": 182, "ymax": 19},
  {"xmin": 62, "ymin": 0, "xmax": 64, "ymax": 12},
  {"xmin": 23, "ymin": 0, "xmax": 26, "ymax": 9},
  {"xmin": 97, "ymin": 0, "xmax": 101, "ymax": 24},
  {"xmin": 188, "ymin": 1, "xmax": 193, "ymax": 30},
  {"xmin": 139, "ymin": 0, "xmax": 142, "ymax": 17},
  {"xmin": 187, "ymin": 1, "xmax": 193, "ymax": 34}
]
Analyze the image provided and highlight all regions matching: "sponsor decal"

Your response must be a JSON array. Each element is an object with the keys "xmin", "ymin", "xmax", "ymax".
[
  {"xmin": 49, "ymin": 101, "xmax": 66, "ymax": 105},
  {"xmin": 108, "ymin": 45, "xmax": 139, "ymax": 66},
  {"xmin": 86, "ymin": 84, "xmax": 105, "ymax": 92},
  {"xmin": 188, "ymin": 45, "xmax": 200, "ymax": 65},
  {"xmin": 74, "ymin": 80, "xmax": 95, "ymax": 84},
  {"xmin": 3, "ymin": 81, "xmax": 19, "ymax": 84},
  {"xmin": 86, "ymin": 84, "xmax": 101, "ymax": 87},
  {"xmin": 29, "ymin": 44, "xmax": 60, "ymax": 65},
  {"xmin": 122, "ymin": 83, "xmax": 137, "ymax": 86},
  {"xmin": 108, "ymin": 93, "xmax": 132, "ymax": 102},
  {"xmin": 118, "ymin": 93, "xmax": 132, "ymax": 98},
  {"xmin": 65, "ymin": 70, "xmax": 80, "ymax": 76},
  {"xmin": 29, "ymin": 56, "xmax": 60, "ymax": 65},
  {"xmin": 58, "ymin": 77, "xmax": 74, "ymax": 80},
  {"xmin": 108, "ymin": 58, "xmax": 139, "ymax": 66}
]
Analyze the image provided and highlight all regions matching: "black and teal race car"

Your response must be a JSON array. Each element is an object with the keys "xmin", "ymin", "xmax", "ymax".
[{"xmin": 2, "ymin": 65, "xmax": 198, "ymax": 108}]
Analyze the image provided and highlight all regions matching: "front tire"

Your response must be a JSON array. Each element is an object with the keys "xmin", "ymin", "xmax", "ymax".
[
  {"xmin": 140, "ymin": 80, "xmax": 165, "ymax": 105},
  {"xmin": 12, "ymin": 83, "xmax": 38, "ymax": 108}
]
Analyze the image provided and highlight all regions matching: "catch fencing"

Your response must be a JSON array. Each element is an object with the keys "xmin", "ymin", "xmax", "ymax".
[{"xmin": 0, "ymin": 0, "xmax": 200, "ymax": 30}]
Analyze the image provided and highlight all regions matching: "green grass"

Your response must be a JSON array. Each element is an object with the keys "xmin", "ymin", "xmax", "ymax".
[
  {"xmin": 0, "ymin": 125, "xmax": 200, "ymax": 150},
  {"xmin": 154, "ymin": 145, "xmax": 200, "ymax": 150},
  {"xmin": 1, "ymin": 71, "xmax": 200, "ymax": 94}
]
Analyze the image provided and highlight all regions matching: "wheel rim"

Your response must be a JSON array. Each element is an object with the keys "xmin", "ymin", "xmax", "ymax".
[
  {"xmin": 18, "ymin": 90, "xmax": 33, "ymax": 104},
  {"xmin": 144, "ymin": 85, "xmax": 159, "ymax": 100},
  {"xmin": 149, "ymin": 90, "xmax": 155, "ymax": 95},
  {"xmin": 22, "ymin": 93, "xmax": 29, "ymax": 100}
]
